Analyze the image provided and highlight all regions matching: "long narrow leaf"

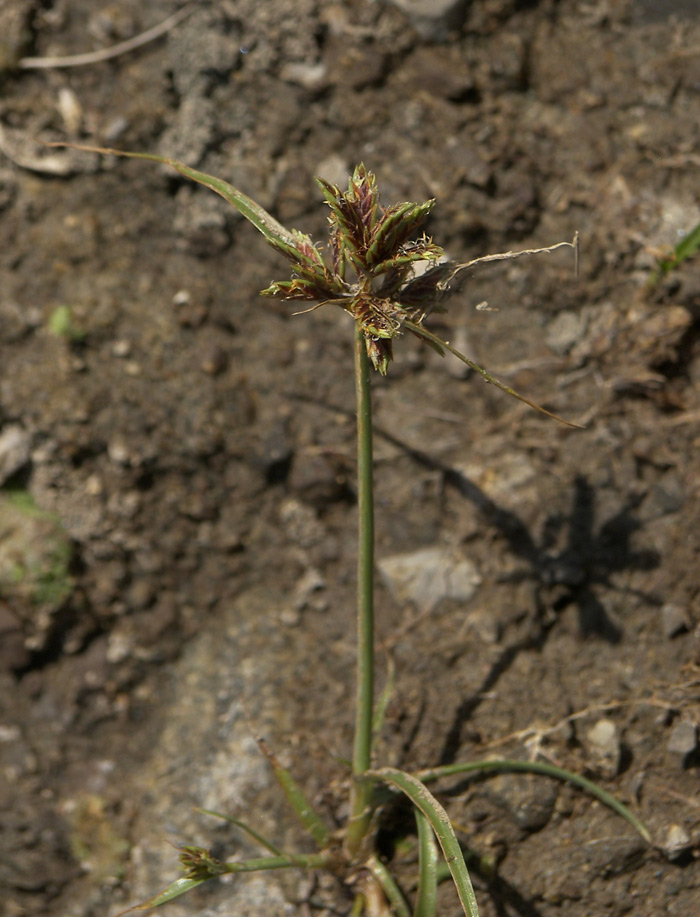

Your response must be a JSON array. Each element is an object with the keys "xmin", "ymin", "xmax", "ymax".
[
  {"xmin": 42, "ymin": 142, "xmax": 310, "ymax": 263},
  {"xmin": 404, "ymin": 319, "xmax": 584, "ymax": 429},
  {"xmin": 116, "ymin": 852, "xmax": 329, "ymax": 914},
  {"xmin": 195, "ymin": 807, "xmax": 285, "ymax": 857},
  {"xmin": 371, "ymin": 654, "xmax": 396, "ymax": 752},
  {"xmin": 414, "ymin": 809, "xmax": 438, "ymax": 917},
  {"xmin": 366, "ymin": 768, "xmax": 479, "ymax": 917},
  {"xmin": 414, "ymin": 758, "xmax": 651, "ymax": 843},
  {"xmin": 255, "ymin": 736, "xmax": 332, "ymax": 849},
  {"xmin": 115, "ymin": 876, "xmax": 205, "ymax": 913}
]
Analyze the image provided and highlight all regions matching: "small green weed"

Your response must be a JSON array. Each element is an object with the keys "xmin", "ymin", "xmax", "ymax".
[
  {"xmin": 48, "ymin": 304, "xmax": 86, "ymax": 341},
  {"xmin": 0, "ymin": 488, "xmax": 73, "ymax": 608},
  {"xmin": 651, "ymin": 218, "xmax": 700, "ymax": 284}
]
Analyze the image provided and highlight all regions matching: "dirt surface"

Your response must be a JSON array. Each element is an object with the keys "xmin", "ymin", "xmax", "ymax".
[{"xmin": 1, "ymin": 1, "xmax": 700, "ymax": 915}]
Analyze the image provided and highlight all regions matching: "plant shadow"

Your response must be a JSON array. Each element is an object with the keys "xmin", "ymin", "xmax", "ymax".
[{"xmin": 359, "ymin": 422, "xmax": 661, "ymax": 765}]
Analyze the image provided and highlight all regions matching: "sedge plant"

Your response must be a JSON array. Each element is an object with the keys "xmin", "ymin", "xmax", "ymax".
[{"xmin": 50, "ymin": 144, "xmax": 651, "ymax": 916}]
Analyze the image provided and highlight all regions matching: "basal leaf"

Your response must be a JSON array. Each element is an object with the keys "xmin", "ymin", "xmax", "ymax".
[
  {"xmin": 366, "ymin": 768, "xmax": 480, "ymax": 917},
  {"xmin": 366, "ymin": 854, "xmax": 412, "ymax": 917},
  {"xmin": 114, "ymin": 876, "xmax": 208, "ymax": 914},
  {"xmin": 414, "ymin": 808, "xmax": 439, "ymax": 917},
  {"xmin": 255, "ymin": 736, "xmax": 332, "ymax": 849},
  {"xmin": 415, "ymin": 757, "xmax": 651, "ymax": 843}
]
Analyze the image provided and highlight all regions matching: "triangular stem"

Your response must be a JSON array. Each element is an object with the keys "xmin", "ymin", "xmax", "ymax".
[{"xmin": 346, "ymin": 323, "xmax": 376, "ymax": 856}]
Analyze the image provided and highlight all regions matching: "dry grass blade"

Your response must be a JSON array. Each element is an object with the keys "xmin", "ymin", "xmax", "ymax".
[{"xmin": 19, "ymin": 5, "xmax": 194, "ymax": 70}]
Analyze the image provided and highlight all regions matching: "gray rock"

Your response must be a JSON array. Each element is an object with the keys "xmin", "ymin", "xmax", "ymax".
[
  {"xmin": 667, "ymin": 719, "xmax": 698, "ymax": 760},
  {"xmin": 289, "ymin": 452, "xmax": 348, "ymax": 506},
  {"xmin": 662, "ymin": 824, "xmax": 691, "ymax": 861},
  {"xmin": 0, "ymin": 424, "xmax": 30, "ymax": 484},
  {"xmin": 388, "ymin": 0, "xmax": 470, "ymax": 41},
  {"xmin": 660, "ymin": 602, "xmax": 689, "ymax": 638},
  {"xmin": 122, "ymin": 587, "xmax": 301, "ymax": 916},
  {"xmin": 378, "ymin": 547, "xmax": 481, "ymax": 610},
  {"xmin": 166, "ymin": 6, "xmax": 243, "ymax": 97}
]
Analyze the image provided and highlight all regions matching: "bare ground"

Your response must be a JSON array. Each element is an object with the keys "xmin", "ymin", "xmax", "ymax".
[{"xmin": 1, "ymin": 1, "xmax": 699, "ymax": 915}]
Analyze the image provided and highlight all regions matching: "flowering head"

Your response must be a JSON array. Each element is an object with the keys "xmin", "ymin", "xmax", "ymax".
[
  {"xmin": 46, "ymin": 143, "xmax": 579, "ymax": 423},
  {"xmin": 261, "ymin": 164, "xmax": 447, "ymax": 374}
]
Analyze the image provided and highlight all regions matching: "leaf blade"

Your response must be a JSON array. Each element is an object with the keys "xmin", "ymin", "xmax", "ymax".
[
  {"xmin": 195, "ymin": 807, "xmax": 284, "ymax": 857},
  {"xmin": 404, "ymin": 320, "xmax": 584, "ymax": 429},
  {"xmin": 42, "ymin": 142, "xmax": 308, "ymax": 262},
  {"xmin": 414, "ymin": 757, "xmax": 651, "ymax": 843},
  {"xmin": 414, "ymin": 808, "xmax": 439, "ymax": 917},
  {"xmin": 255, "ymin": 736, "xmax": 333, "ymax": 849},
  {"xmin": 366, "ymin": 854, "xmax": 412, "ymax": 917},
  {"xmin": 366, "ymin": 767, "xmax": 480, "ymax": 917}
]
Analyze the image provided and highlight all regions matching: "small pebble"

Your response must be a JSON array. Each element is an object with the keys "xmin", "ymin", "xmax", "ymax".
[
  {"xmin": 660, "ymin": 602, "xmax": 689, "ymax": 638},
  {"xmin": 388, "ymin": 0, "xmax": 469, "ymax": 41},
  {"xmin": 278, "ymin": 608, "xmax": 301, "ymax": 627},
  {"xmin": 57, "ymin": 87, "xmax": 83, "ymax": 134},
  {"xmin": 107, "ymin": 437, "xmax": 130, "ymax": 466},
  {"xmin": 662, "ymin": 824, "xmax": 691, "ymax": 861},
  {"xmin": 104, "ymin": 117, "xmax": 129, "ymax": 142},
  {"xmin": 201, "ymin": 344, "xmax": 228, "ymax": 375},
  {"xmin": 279, "ymin": 498, "xmax": 326, "ymax": 549},
  {"xmin": 259, "ymin": 421, "xmax": 293, "ymax": 483},
  {"xmin": 172, "ymin": 289, "xmax": 191, "ymax": 307},
  {"xmin": 667, "ymin": 719, "xmax": 698, "ymax": 760},
  {"xmin": 279, "ymin": 61, "xmax": 328, "ymax": 91},
  {"xmin": 585, "ymin": 718, "xmax": 622, "ymax": 778},
  {"xmin": 378, "ymin": 547, "xmax": 481, "ymax": 610},
  {"xmin": 106, "ymin": 631, "xmax": 133, "ymax": 665},
  {"xmin": 0, "ymin": 424, "xmax": 31, "ymax": 484},
  {"xmin": 293, "ymin": 567, "xmax": 327, "ymax": 611},
  {"xmin": 112, "ymin": 339, "xmax": 131, "ymax": 358}
]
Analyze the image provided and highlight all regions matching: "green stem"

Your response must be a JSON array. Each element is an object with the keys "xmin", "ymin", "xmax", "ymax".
[
  {"xmin": 346, "ymin": 324, "xmax": 376, "ymax": 856},
  {"xmin": 222, "ymin": 853, "xmax": 330, "ymax": 874},
  {"xmin": 366, "ymin": 854, "xmax": 412, "ymax": 917}
]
